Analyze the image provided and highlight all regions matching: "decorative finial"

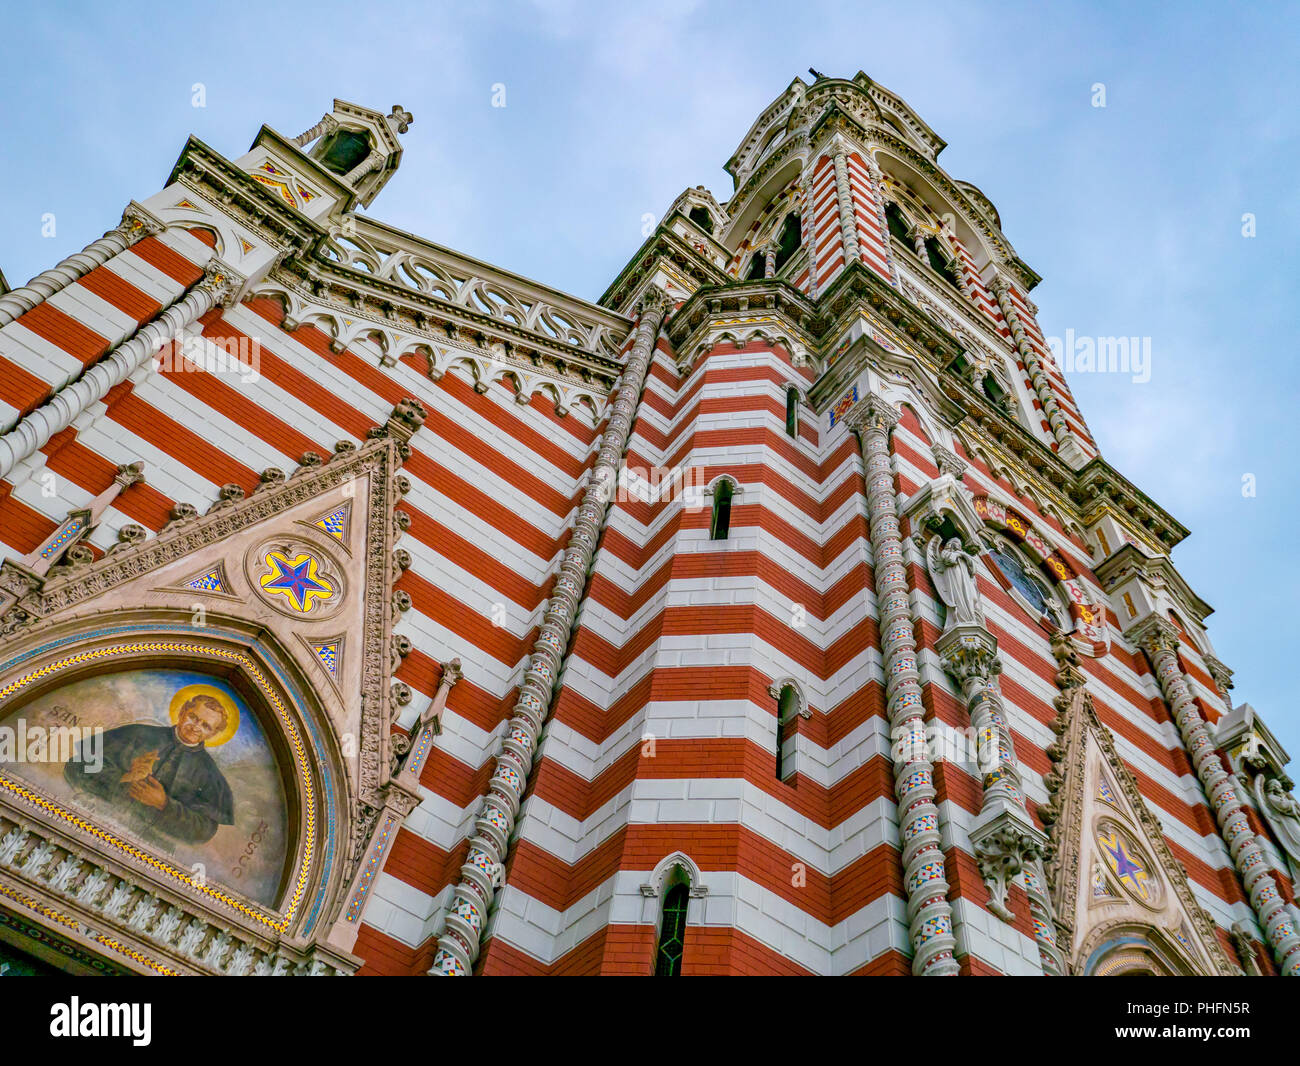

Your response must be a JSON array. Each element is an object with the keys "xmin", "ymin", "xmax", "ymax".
[{"xmin": 387, "ymin": 106, "xmax": 413, "ymax": 135}]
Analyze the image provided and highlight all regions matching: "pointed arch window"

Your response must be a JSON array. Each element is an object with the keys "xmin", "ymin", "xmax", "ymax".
[
  {"xmin": 654, "ymin": 882, "xmax": 690, "ymax": 975},
  {"xmin": 745, "ymin": 253, "xmax": 767, "ymax": 281},
  {"xmin": 710, "ymin": 479, "xmax": 734, "ymax": 540},
  {"xmin": 644, "ymin": 854, "xmax": 705, "ymax": 976},
  {"xmin": 785, "ymin": 386, "xmax": 800, "ymax": 438}
]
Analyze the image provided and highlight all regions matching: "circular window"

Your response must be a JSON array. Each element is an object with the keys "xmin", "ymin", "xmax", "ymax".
[{"xmin": 986, "ymin": 540, "xmax": 1064, "ymax": 625}]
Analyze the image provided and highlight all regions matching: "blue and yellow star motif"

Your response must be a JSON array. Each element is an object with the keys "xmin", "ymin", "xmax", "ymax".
[
  {"xmin": 258, "ymin": 550, "xmax": 334, "ymax": 612},
  {"xmin": 1098, "ymin": 829, "xmax": 1151, "ymax": 901}
]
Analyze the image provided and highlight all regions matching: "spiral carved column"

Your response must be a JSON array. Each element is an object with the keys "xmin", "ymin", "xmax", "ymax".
[
  {"xmin": 430, "ymin": 286, "xmax": 672, "ymax": 976},
  {"xmin": 935, "ymin": 629, "xmax": 1063, "ymax": 972},
  {"xmin": 0, "ymin": 260, "xmax": 241, "ymax": 482},
  {"xmin": 847, "ymin": 394, "xmax": 958, "ymax": 975},
  {"xmin": 1129, "ymin": 617, "xmax": 1300, "ymax": 975},
  {"xmin": 989, "ymin": 276, "xmax": 1068, "ymax": 447},
  {"xmin": 0, "ymin": 206, "xmax": 162, "ymax": 330},
  {"xmin": 862, "ymin": 148, "xmax": 900, "ymax": 288},
  {"xmin": 832, "ymin": 151, "xmax": 861, "ymax": 265}
]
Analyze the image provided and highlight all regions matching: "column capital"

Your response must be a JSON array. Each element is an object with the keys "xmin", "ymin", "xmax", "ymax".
[
  {"xmin": 1202, "ymin": 654, "xmax": 1234, "ymax": 695},
  {"xmin": 843, "ymin": 391, "xmax": 900, "ymax": 437},
  {"xmin": 112, "ymin": 461, "xmax": 146, "ymax": 491},
  {"xmin": 936, "ymin": 625, "xmax": 1001, "ymax": 685},
  {"xmin": 930, "ymin": 444, "xmax": 967, "ymax": 480},
  {"xmin": 634, "ymin": 284, "xmax": 673, "ymax": 319},
  {"xmin": 199, "ymin": 259, "xmax": 246, "ymax": 308},
  {"xmin": 119, "ymin": 202, "xmax": 165, "ymax": 244},
  {"xmin": 1125, "ymin": 615, "xmax": 1181, "ymax": 655}
]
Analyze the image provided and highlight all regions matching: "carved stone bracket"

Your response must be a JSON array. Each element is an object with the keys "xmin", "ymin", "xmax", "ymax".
[{"xmin": 970, "ymin": 801, "xmax": 1048, "ymax": 923}]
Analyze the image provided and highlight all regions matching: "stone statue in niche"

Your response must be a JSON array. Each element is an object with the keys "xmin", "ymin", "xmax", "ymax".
[
  {"xmin": 1255, "ymin": 775, "xmax": 1300, "ymax": 871},
  {"xmin": 926, "ymin": 535, "xmax": 983, "ymax": 629}
]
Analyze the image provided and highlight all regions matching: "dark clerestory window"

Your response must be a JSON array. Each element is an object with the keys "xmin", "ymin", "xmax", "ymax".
[
  {"xmin": 772, "ymin": 213, "xmax": 802, "ymax": 273},
  {"xmin": 885, "ymin": 202, "xmax": 912, "ymax": 245}
]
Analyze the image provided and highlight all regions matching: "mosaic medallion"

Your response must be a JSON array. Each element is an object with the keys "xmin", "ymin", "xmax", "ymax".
[
  {"xmin": 1096, "ymin": 824, "xmax": 1158, "ymax": 905},
  {"xmin": 247, "ymin": 543, "xmax": 342, "ymax": 617}
]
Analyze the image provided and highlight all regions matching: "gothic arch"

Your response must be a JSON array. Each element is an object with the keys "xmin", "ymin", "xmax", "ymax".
[{"xmin": 1078, "ymin": 924, "xmax": 1202, "ymax": 977}]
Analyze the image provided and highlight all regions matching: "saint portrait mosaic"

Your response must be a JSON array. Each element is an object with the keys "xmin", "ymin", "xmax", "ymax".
[{"xmin": 0, "ymin": 668, "xmax": 290, "ymax": 906}]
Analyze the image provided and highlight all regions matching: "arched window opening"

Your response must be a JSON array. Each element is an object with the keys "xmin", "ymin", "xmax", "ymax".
[
  {"xmin": 785, "ymin": 386, "xmax": 800, "ymax": 438},
  {"xmin": 710, "ymin": 480, "xmax": 734, "ymax": 541},
  {"xmin": 885, "ymin": 201, "xmax": 912, "ymax": 245},
  {"xmin": 772, "ymin": 213, "xmax": 802, "ymax": 273},
  {"xmin": 688, "ymin": 206, "xmax": 714, "ymax": 235},
  {"xmin": 982, "ymin": 373, "xmax": 1009, "ymax": 409},
  {"xmin": 654, "ymin": 882, "xmax": 690, "ymax": 976},
  {"xmin": 315, "ymin": 127, "xmax": 373, "ymax": 176},
  {"xmin": 924, "ymin": 236, "xmax": 964, "ymax": 290},
  {"xmin": 776, "ymin": 684, "xmax": 799, "ymax": 782},
  {"xmin": 745, "ymin": 252, "xmax": 767, "ymax": 281}
]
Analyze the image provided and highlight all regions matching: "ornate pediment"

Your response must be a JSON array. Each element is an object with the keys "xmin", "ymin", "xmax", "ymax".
[
  {"xmin": 1038, "ymin": 636, "xmax": 1236, "ymax": 976},
  {"xmin": 0, "ymin": 434, "xmax": 419, "ymax": 974}
]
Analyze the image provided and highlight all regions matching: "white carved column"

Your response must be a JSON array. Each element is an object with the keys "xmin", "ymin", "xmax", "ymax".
[
  {"xmin": 290, "ymin": 113, "xmax": 340, "ymax": 148},
  {"xmin": 862, "ymin": 148, "xmax": 900, "ymax": 288},
  {"xmin": 799, "ymin": 167, "xmax": 819, "ymax": 298},
  {"xmin": 0, "ymin": 204, "xmax": 162, "ymax": 329},
  {"xmin": 988, "ymin": 276, "xmax": 1069, "ymax": 449},
  {"xmin": 0, "ymin": 261, "xmax": 242, "ymax": 482},
  {"xmin": 846, "ymin": 394, "xmax": 958, "ymax": 975},
  {"xmin": 429, "ymin": 286, "xmax": 672, "ymax": 976},
  {"xmin": 1129, "ymin": 617, "xmax": 1300, "ymax": 975},
  {"xmin": 832, "ymin": 151, "xmax": 861, "ymax": 265}
]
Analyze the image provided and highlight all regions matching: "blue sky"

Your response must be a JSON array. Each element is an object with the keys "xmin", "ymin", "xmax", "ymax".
[{"xmin": 2, "ymin": 1, "xmax": 1298, "ymax": 759}]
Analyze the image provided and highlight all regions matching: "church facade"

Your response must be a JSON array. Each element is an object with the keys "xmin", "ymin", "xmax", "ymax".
[{"xmin": 0, "ymin": 73, "xmax": 1296, "ymax": 976}]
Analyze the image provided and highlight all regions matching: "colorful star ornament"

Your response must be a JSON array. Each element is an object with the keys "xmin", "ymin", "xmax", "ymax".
[
  {"xmin": 257, "ymin": 549, "xmax": 335, "ymax": 612},
  {"xmin": 1097, "ymin": 828, "xmax": 1152, "ymax": 902}
]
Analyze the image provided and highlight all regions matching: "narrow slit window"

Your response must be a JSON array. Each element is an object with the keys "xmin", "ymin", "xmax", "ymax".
[
  {"xmin": 785, "ymin": 387, "xmax": 799, "ymax": 438},
  {"xmin": 710, "ymin": 481, "xmax": 733, "ymax": 540},
  {"xmin": 776, "ymin": 685, "xmax": 799, "ymax": 782},
  {"xmin": 654, "ymin": 883, "xmax": 690, "ymax": 976}
]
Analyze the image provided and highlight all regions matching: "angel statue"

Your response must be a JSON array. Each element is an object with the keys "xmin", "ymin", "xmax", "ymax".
[
  {"xmin": 926, "ymin": 536, "xmax": 983, "ymax": 629},
  {"xmin": 1255, "ymin": 775, "xmax": 1300, "ymax": 872}
]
